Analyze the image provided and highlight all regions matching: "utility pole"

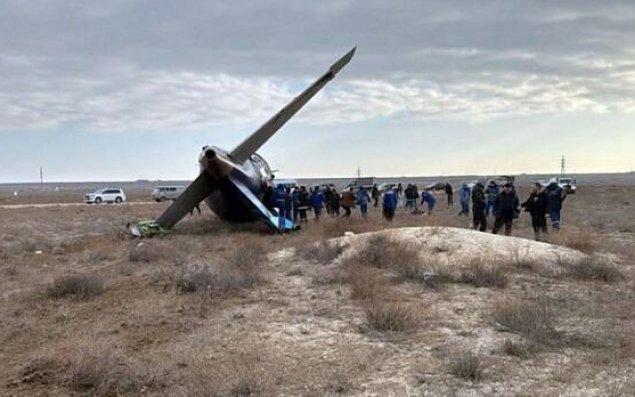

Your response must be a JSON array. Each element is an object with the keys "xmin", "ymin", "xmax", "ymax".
[
  {"xmin": 356, "ymin": 166, "xmax": 361, "ymax": 179},
  {"xmin": 560, "ymin": 155, "xmax": 566, "ymax": 176}
]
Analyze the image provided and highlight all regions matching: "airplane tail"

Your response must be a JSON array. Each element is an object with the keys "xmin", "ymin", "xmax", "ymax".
[{"xmin": 229, "ymin": 47, "xmax": 356, "ymax": 164}]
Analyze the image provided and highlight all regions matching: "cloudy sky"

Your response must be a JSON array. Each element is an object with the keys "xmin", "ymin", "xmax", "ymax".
[{"xmin": 1, "ymin": 0, "xmax": 634, "ymax": 182}]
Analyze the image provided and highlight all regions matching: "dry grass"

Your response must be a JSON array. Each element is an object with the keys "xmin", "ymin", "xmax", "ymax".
[
  {"xmin": 47, "ymin": 274, "xmax": 105, "ymax": 300},
  {"xmin": 459, "ymin": 260, "xmax": 509, "ymax": 288},
  {"xmin": 447, "ymin": 351, "xmax": 482, "ymax": 382},
  {"xmin": 348, "ymin": 265, "xmax": 390, "ymax": 301},
  {"xmin": 552, "ymin": 228, "xmax": 602, "ymax": 253},
  {"xmin": 297, "ymin": 239, "xmax": 345, "ymax": 265},
  {"xmin": 564, "ymin": 255, "xmax": 622, "ymax": 282},
  {"xmin": 501, "ymin": 339, "xmax": 531, "ymax": 358},
  {"xmin": 492, "ymin": 296, "xmax": 559, "ymax": 347},
  {"xmin": 66, "ymin": 347, "xmax": 146, "ymax": 395},
  {"xmin": 363, "ymin": 300, "xmax": 417, "ymax": 332}
]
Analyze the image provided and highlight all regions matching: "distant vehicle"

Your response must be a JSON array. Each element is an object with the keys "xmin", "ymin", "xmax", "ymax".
[
  {"xmin": 84, "ymin": 188, "xmax": 126, "ymax": 204},
  {"xmin": 274, "ymin": 178, "xmax": 298, "ymax": 190},
  {"xmin": 425, "ymin": 182, "xmax": 448, "ymax": 192},
  {"xmin": 151, "ymin": 186, "xmax": 184, "ymax": 202},
  {"xmin": 378, "ymin": 183, "xmax": 397, "ymax": 193},
  {"xmin": 344, "ymin": 177, "xmax": 375, "ymax": 192},
  {"xmin": 540, "ymin": 177, "xmax": 577, "ymax": 194}
]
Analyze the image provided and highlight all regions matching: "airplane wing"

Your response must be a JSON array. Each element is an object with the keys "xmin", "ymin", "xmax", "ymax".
[
  {"xmin": 229, "ymin": 47, "xmax": 356, "ymax": 164},
  {"xmin": 228, "ymin": 175, "xmax": 295, "ymax": 232},
  {"xmin": 155, "ymin": 172, "xmax": 215, "ymax": 229}
]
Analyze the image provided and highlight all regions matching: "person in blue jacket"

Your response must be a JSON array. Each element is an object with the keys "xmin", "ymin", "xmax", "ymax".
[
  {"xmin": 459, "ymin": 183, "xmax": 471, "ymax": 216},
  {"xmin": 421, "ymin": 189, "xmax": 437, "ymax": 214},
  {"xmin": 291, "ymin": 186, "xmax": 301, "ymax": 222},
  {"xmin": 382, "ymin": 187, "xmax": 398, "ymax": 221},
  {"xmin": 545, "ymin": 178, "xmax": 566, "ymax": 230},
  {"xmin": 309, "ymin": 186, "xmax": 325, "ymax": 220},
  {"xmin": 357, "ymin": 186, "xmax": 371, "ymax": 219},
  {"xmin": 274, "ymin": 184, "xmax": 291, "ymax": 230},
  {"xmin": 485, "ymin": 180, "xmax": 500, "ymax": 217}
]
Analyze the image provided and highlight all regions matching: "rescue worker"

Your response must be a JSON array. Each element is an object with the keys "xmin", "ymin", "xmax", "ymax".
[
  {"xmin": 341, "ymin": 187, "xmax": 356, "ymax": 218},
  {"xmin": 274, "ymin": 184, "xmax": 290, "ymax": 230},
  {"xmin": 371, "ymin": 184, "xmax": 380, "ymax": 207},
  {"xmin": 445, "ymin": 182, "xmax": 454, "ymax": 206},
  {"xmin": 324, "ymin": 186, "xmax": 333, "ymax": 215},
  {"xmin": 459, "ymin": 183, "xmax": 471, "ymax": 216},
  {"xmin": 329, "ymin": 190, "xmax": 341, "ymax": 217},
  {"xmin": 298, "ymin": 186, "xmax": 310, "ymax": 223},
  {"xmin": 485, "ymin": 180, "xmax": 500, "ymax": 217},
  {"xmin": 382, "ymin": 187, "xmax": 398, "ymax": 221},
  {"xmin": 292, "ymin": 186, "xmax": 300, "ymax": 222},
  {"xmin": 396, "ymin": 183, "xmax": 404, "ymax": 208},
  {"xmin": 492, "ymin": 182, "xmax": 520, "ymax": 236},
  {"xmin": 405, "ymin": 184, "xmax": 416, "ymax": 211},
  {"xmin": 310, "ymin": 186, "xmax": 325, "ymax": 220},
  {"xmin": 357, "ymin": 186, "xmax": 371, "ymax": 219},
  {"xmin": 545, "ymin": 178, "xmax": 566, "ymax": 230},
  {"xmin": 521, "ymin": 182, "xmax": 548, "ymax": 241},
  {"xmin": 471, "ymin": 181, "xmax": 487, "ymax": 231},
  {"xmin": 421, "ymin": 189, "xmax": 437, "ymax": 214}
]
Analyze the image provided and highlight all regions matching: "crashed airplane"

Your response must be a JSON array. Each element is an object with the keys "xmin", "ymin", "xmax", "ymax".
[{"xmin": 132, "ymin": 47, "xmax": 355, "ymax": 236}]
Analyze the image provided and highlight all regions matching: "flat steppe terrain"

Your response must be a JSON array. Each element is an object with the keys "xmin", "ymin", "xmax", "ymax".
[{"xmin": 1, "ymin": 182, "xmax": 634, "ymax": 396}]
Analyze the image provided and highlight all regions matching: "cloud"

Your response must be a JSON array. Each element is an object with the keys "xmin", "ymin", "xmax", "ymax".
[{"xmin": 1, "ymin": 0, "xmax": 635, "ymax": 132}]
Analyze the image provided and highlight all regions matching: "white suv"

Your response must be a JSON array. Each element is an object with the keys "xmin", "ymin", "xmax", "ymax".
[{"xmin": 84, "ymin": 188, "xmax": 127, "ymax": 204}]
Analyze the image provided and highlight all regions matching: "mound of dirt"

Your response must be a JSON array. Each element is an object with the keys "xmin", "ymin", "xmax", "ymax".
[{"xmin": 330, "ymin": 226, "xmax": 585, "ymax": 270}]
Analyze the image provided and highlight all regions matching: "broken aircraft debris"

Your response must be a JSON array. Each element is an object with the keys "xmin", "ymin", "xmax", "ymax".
[{"xmin": 131, "ymin": 47, "xmax": 356, "ymax": 236}]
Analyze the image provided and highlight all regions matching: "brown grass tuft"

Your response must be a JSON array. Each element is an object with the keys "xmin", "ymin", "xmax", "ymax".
[
  {"xmin": 297, "ymin": 239, "xmax": 345, "ymax": 265},
  {"xmin": 348, "ymin": 266, "xmax": 390, "ymax": 301},
  {"xmin": 459, "ymin": 260, "xmax": 508, "ymax": 288},
  {"xmin": 47, "ymin": 275, "xmax": 104, "ymax": 300},
  {"xmin": 448, "ymin": 351, "xmax": 482, "ymax": 382},
  {"xmin": 492, "ymin": 296, "xmax": 558, "ymax": 347},
  {"xmin": 564, "ymin": 255, "xmax": 622, "ymax": 282},
  {"xmin": 363, "ymin": 300, "xmax": 417, "ymax": 332},
  {"xmin": 66, "ymin": 347, "xmax": 146, "ymax": 395}
]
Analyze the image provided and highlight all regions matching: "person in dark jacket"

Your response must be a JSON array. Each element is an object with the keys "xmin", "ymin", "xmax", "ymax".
[
  {"xmin": 298, "ymin": 186, "xmax": 310, "ymax": 223},
  {"xmin": 492, "ymin": 182, "xmax": 520, "ymax": 236},
  {"xmin": 471, "ymin": 181, "xmax": 487, "ymax": 231},
  {"xmin": 545, "ymin": 178, "xmax": 566, "ymax": 230},
  {"xmin": 292, "ymin": 186, "xmax": 300, "ymax": 222},
  {"xmin": 521, "ymin": 182, "xmax": 548, "ymax": 241},
  {"xmin": 329, "ymin": 191, "xmax": 341, "ymax": 217},
  {"xmin": 371, "ymin": 184, "xmax": 380, "ymax": 207},
  {"xmin": 405, "ymin": 184, "xmax": 415, "ymax": 211},
  {"xmin": 445, "ymin": 183, "xmax": 454, "ymax": 206},
  {"xmin": 310, "ymin": 186, "xmax": 325, "ymax": 220},
  {"xmin": 458, "ymin": 183, "xmax": 470, "ymax": 216},
  {"xmin": 323, "ymin": 186, "xmax": 333, "ymax": 215},
  {"xmin": 382, "ymin": 187, "xmax": 398, "ymax": 221},
  {"xmin": 485, "ymin": 180, "xmax": 500, "ymax": 217}
]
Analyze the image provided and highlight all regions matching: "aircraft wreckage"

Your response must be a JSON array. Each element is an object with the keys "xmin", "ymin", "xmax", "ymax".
[{"xmin": 131, "ymin": 47, "xmax": 356, "ymax": 236}]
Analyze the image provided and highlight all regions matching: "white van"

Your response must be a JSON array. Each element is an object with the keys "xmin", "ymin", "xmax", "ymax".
[{"xmin": 151, "ymin": 186, "xmax": 184, "ymax": 202}]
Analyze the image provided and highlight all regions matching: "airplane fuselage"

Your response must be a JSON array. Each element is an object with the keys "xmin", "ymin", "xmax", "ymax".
[{"xmin": 199, "ymin": 145, "xmax": 274, "ymax": 222}]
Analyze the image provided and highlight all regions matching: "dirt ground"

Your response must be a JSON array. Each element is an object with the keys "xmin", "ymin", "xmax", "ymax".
[{"xmin": 1, "ymin": 184, "xmax": 634, "ymax": 396}]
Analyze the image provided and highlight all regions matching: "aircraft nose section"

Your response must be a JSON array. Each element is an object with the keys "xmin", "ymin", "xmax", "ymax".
[{"xmin": 205, "ymin": 148, "xmax": 217, "ymax": 159}]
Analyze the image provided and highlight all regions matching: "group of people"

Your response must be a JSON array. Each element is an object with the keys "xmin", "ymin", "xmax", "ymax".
[
  {"xmin": 265, "ymin": 178, "xmax": 567, "ymax": 241},
  {"xmin": 461, "ymin": 178, "xmax": 566, "ymax": 240}
]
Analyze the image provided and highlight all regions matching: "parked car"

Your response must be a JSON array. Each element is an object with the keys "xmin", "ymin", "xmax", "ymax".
[
  {"xmin": 424, "ymin": 182, "xmax": 448, "ymax": 192},
  {"xmin": 84, "ymin": 188, "xmax": 126, "ymax": 204},
  {"xmin": 151, "ymin": 186, "xmax": 184, "ymax": 202}
]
